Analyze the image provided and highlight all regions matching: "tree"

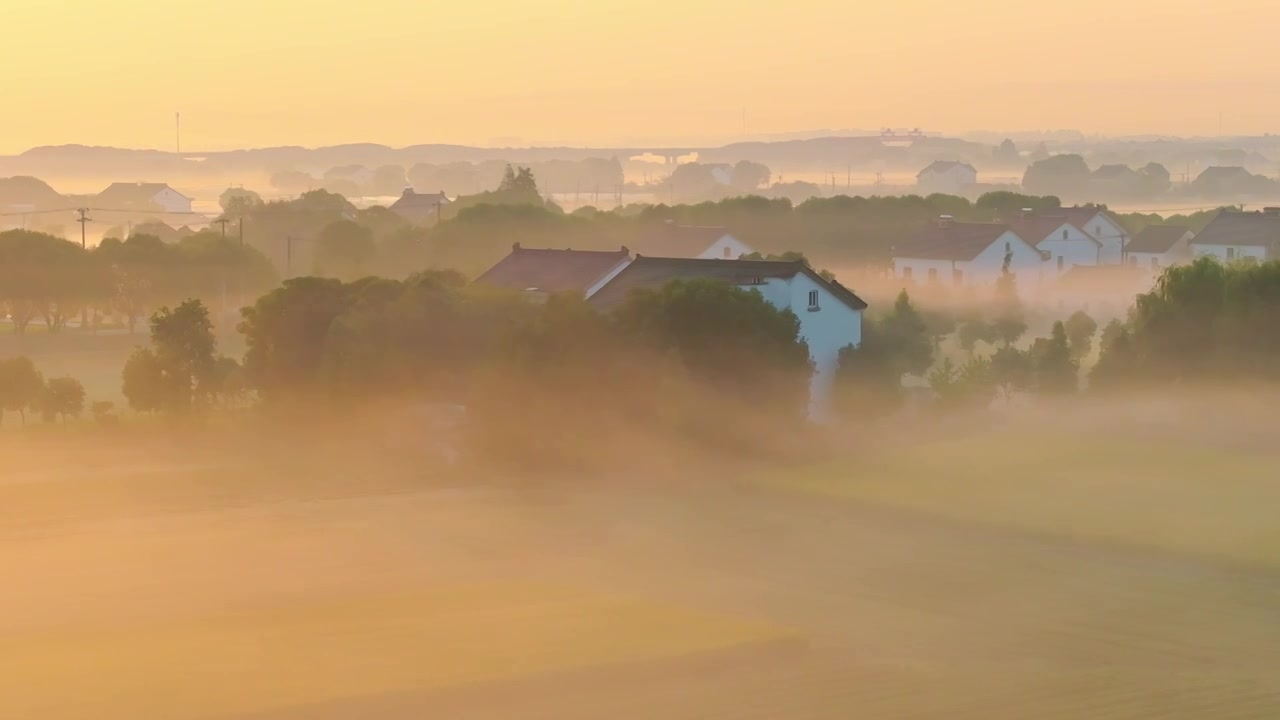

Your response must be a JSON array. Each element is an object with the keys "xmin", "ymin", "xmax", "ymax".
[
  {"xmin": 834, "ymin": 324, "xmax": 902, "ymax": 422},
  {"xmin": 1022, "ymin": 153, "xmax": 1092, "ymax": 199},
  {"xmin": 269, "ymin": 170, "xmax": 314, "ymax": 193},
  {"xmin": 91, "ymin": 400, "xmax": 119, "ymax": 427},
  {"xmin": 879, "ymin": 290, "xmax": 933, "ymax": 376},
  {"xmin": 40, "ymin": 376, "xmax": 85, "ymax": 423},
  {"xmin": 990, "ymin": 345, "xmax": 1031, "ymax": 400},
  {"xmin": 148, "ymin": 299, "xmax": 217, "ymax": 411},
  {"xmin": 993, "ymin": 138, "xmax": 1020, "ymax": 164},
  {"xmin": 313, "ymin": 219, "xmax": 376, "ymax": 280},
  {"xmin": 122, "ymin": 347, "xmax": 171, "ymax": 413},
  {"xmin": 1063, "ymin": 310, "xmax": 1098, "ymax": 360},
  {"xmin": 957, "ymin": 319, "xmax": 998, "ymax": 356},
  {"xmin": 991, "ymin": 253, "xmax": 1028, "ymax": 346},
  {"xmin": 929, "ymin": 356, "xmax": 996, "ymax": 411},
  {"xmin": 1098, "ymin": 318, "xmax": 1127, "ymax": 355},
  {"xmin": 0, "ymin": 356, "xmax": 44, "ymax": 425},
  {"xmin": 1029, "ymin": 321, "xmax": 1078, "ymax": 394},
  {"xmin": 239, "ymin": 277, "xmax": 352, "ymax": 398},
  {"xmin": 218, "ymin": 187, "xmax": 262, "ymax": 214},
  {"xmin": 730, "ymin": 161, "xmax": 771, "ymax": 191}
]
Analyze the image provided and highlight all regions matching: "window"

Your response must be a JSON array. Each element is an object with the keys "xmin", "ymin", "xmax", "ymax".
[
  {"xmin": 1095, "ymin": 225, "xmax": 1102, "ymax": 237},
  {"xmin": 953, "ymin": 268, "xmax": 964, "ymax": 286},
  {"xmin": 1062, "ymin": 228, "xmax": 1069, "ymax": 240},
  {"xmin": 927, "ymin": 267, "xmax": 939, "ymax": 283},
  {"xmin": 1057, "ymin": 255, "xmax": 1064, "ymax": 271},
  {"xmin": 1227, "ymin": 247, "xmax": 1236, "ymax": 260},
  {"xmin": 1004, "ymin": 241, "xmax": 1011, "ymax": 254},
  {"xmin": 749, "ymin": 275, "xmax": 763, "ymax": 285},
  {"xmin": 902, "ymin": 266, "xmax": 913, "ymax": 279},
  {"xmin": 1151, "ymin": 257, "xmax": 1160, "ymax": 269},
  {"xmin": 723, "ymin": 246, "xmax": 731, "ymax": 258},
  {"xmin": 1128, "ymin": 255, "xmax": 1137, "ymax": 266},
  {"xmin": 807, "ymin": 290, "xmax": 819, "ymax": 309}
]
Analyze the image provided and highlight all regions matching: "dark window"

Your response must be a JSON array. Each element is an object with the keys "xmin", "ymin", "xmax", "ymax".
[
  {"xmin": 927, "ymin": 268, "xmax": 939, "ymax": 282},
  {"xmin": 723, "ymin": 246, "xmax": 731, "ymax": 258},
  {"xmin": 902, "ymin": 266, "xmax": 913, "ymax": 279},
  {"xmin": 807, "ymin": 290, "xmax": 819, "ymax": 309},
  {"xmin": 1227, "ymin": 247, "xmax": 1236, "ymax": 260},
  {"xmin": 1151, "ymin": 257, "xmax": 1160, "ymax": 269},
  {"xmin": 1062, "ymin": 228, "xmax": 1068, "ymax": 240},
  {"xmin": 1005, "ymin": 241, "xmax": 1011, "ymax": 254},
  {"xmin": 1057, "ymin": 256, "xmax": 1065, "ymax": 271}
]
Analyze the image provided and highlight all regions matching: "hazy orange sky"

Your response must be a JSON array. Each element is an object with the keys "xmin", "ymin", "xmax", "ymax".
[{"xmin": 4, "ymin": 0, "xmax": 1276, "ymax": 152}]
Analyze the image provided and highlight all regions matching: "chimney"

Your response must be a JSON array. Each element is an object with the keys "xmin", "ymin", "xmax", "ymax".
[
  {"xmin": 512, "ymin": 242, "xmax": 521, "ymax": 251},
  {"xmin": 621, "ymin": 245, "xmax": 629, "ymax": 255},
  {"xmin": 402, "ymin": 187, "xmax": 414, "ymax": 197}
]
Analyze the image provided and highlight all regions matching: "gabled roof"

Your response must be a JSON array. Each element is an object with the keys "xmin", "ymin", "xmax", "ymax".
[
  {"xmin": 1191, "ymin": 210, "xmax": 1280, "ymax": 248},
  {"xmin": 1027, "ymin": 205, "xmax": 1123, "ymax": 240},
  {"xmin": 389, "ymin": 188, "xmax": 450, "ymax": 210},
  {"xmin": 95, "ymin": 182, "xmax": 189, "ymax": 205},
  {"xmin": 1009, "ymin": 216, "xmax": 1100, "ymax": 247},
  {"xmin": 917, "ymin": 160, "xmax": 977, "ymax": 178},
  {"xmin": 474, "ymin": 244, "xmax": 630, "ymax": 294},
  {"xmin": 1092, "ymin": 164, "xmax": 1139, "ymax": 180},
  {"xmin": 632, "ymin": 224, "xmax": 741, "ymax": 258},
  {"xmin": 1126, "ymin": 225, "xmax": 1190, "ymax": 254},
  {"xmin": 587, "ymin": 256, "xmax": 867, "ymax": 311},
  {"xmin": 893, "ymin": 221, "xmax": 1018, "ymax": 261},
  {"xmin": 1196, "ymin": 166, "xmax": 1252, "ymax": 182}
]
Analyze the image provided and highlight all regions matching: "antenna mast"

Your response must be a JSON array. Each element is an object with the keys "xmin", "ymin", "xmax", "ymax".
[{"xmin": 175, "ymin": 112, "xmax": 181, "ymax": 154}]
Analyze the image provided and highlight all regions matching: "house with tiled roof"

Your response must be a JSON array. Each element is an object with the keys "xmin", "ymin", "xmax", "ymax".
[
  {"xmin": 389, "ymin": 188, "xmax": 450, "ymax": 224},
  {"xmin": 1190, "ymin": 209, "xmax": 1280, "ymax": 263},
  {"xmin": 916, "ymin": 161, "xmax": 977, "ymax": 195},
  {"xmin": 588, "ymin": 256, "xmax": 867, "ymax": 421},
  {"xmin": 94, "ymin": 182, "xmax": 192, "ymax": 214},
  {"xmin": 1126, "ymin": 225, "xmax": 1193, "ymax": 270},
  {"xmin": 891, "ymin": 219, "xmax": 1043, "ymax": 290},
  {"xmin": 633, "ymin": 223, "xmax": 755, "ymax": 260},
  {"xmin": 1009, "ymin": 215, "xmax": 1102, "ymax": 276},
  {"xmin": 473, "ymin": 243, "xmax": 631, "ymax": 300}
]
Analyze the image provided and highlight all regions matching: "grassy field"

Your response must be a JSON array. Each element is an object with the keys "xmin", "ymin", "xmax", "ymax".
[
  {"xmin": 1, "ymin": 583, "xmax": 794, "ymax": 720},
  {"xmin": 5, "ymin": 411, "xmax": 1280, "ymax": 719},
  {"xmin": 764, "ymin": 426, "xmax": 1280, "ymax": 569}
]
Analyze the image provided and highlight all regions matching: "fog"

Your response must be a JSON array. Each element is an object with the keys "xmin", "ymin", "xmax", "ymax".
[{"xmin": 3, "ymin": 382, "xmax": 1280, "ymax": 720}]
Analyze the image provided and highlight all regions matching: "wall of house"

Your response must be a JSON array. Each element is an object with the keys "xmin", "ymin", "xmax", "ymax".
[
  {"xmin": 1126, "ymin": 251, "xmax": 1171, "ymax": 271},
  {"xmin": 916, "ymin": 167, "xmax": 976, "ymax": 195},
  {"xmin": 893, "ymin": 231, "xmax": 1042, "ymax": 293},
  {"xmin": 738, "ymin": 274, "xmax": 861, "ymax": 422},
  {"xmin": 1086, "ymin": 214, "xmax": 1127, "ymax": 264},
  {"xmin": 153, "ymin": 188, "xmax": 192, "ymax": 214},
  {"xmin": 1038, "ymin": 224, "xmax": 1101, "ymax": 276},
  {"xmin": 1192, "ymin": 244, "xmax": 1268, "ymax": 262},
  {"xmin": 698, "ymin": 234, "xmax": 755, "ymax": 260}
]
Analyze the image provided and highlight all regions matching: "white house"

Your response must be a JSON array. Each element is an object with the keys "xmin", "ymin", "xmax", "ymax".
[
  {"xmin": 1010, "ymin": 216, "xmax": 1102, "ymax": 276},
  {"xmin": 95, "ymin": 182, "xmax": 192, "ymax": 214},
  {"xmin": 389, "ymin": 188, "xmax": 451, "ymax": 224},
  {"xmin": 892, "ymin": 219, "xmax": 1045, "ymax": 291},
  {"xmin": 1189, "ymin": 209, "xmax": 1280, "ymax": 262},
  {"xmin": 1125, "ymin": 224, "xmax": 1193, "ymax": 271},
  {"xmin": 916, "ymin": 161, "xmax": 977, "ymax": 195},
  {"xmin": 1033, "ymin": 206, "xmax": 1128, "ymax": 264},
  {"xmin": 586, "ymin": 256, "xmax": 867, "ymax": 421},
  {"xmin": 639, "ymin": 224, "xmax": 756, "ymax": 260}
]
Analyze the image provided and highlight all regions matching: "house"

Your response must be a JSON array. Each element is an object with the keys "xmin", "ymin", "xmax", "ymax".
[
  {"xmin": 916, "ymin": 161, "xmax": 977, "ymax": 195},
  {"xmin": 1192, "ymin": 166, "xmax": 1271, "ymax": 198},
  {"xmin": 891, "ymin": 219, "xmax": 1044, "ymax": 291},
  {"xmin": 587, "ymin": 256, "xmax": 867, "ymax": 421},
  {"xmin": 635, "ymin": 224, "xmax": 755, "ymax": 260},
  {"xmin": 95, "ymin": 182, "xmax": 192, "ymax": 214},
  {"xmin": 1091, "ymin": 164, "xmax": 1141, "ymax": 195},
  {"xmin": 1010, "ymin": 215, "xmax": 1102, "ymax": 275},
  {"xmin": 1125, "ymin": 225, "xmax": 1193, "ymax": 271},
  {"xmin": 1028, "ymin": 206, "xmax": 1128, "ymax": 264},
  {"xmin": 1189, "ymin": 209, "xmax": 1280, "ymax": 262},
  {"xmin": 389, "ymin": 188, "xmax": 451, "ymax": 224},
  {"xmin": 474, "ymin": 243, "xmax": 632, "ymax": 299}
]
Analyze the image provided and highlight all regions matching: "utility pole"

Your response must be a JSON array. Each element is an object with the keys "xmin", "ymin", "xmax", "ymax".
[
  {"xmin": 215, "ymin": 217, "xmax": 229, "ymax": 239},
  {"xmin": 238, "ymin": 217, "xmax": 244, "ymax": 248},
  {"xmin": 75, "ymin": 208, "xmax": 91, "ymax": 248},
  {"xmin": 286, "ymin": 236, "xmax": 296, "ymax": 277},
  {"xmin": 175, "ymin": 112, "xmax": 181, "ymax": 154}
]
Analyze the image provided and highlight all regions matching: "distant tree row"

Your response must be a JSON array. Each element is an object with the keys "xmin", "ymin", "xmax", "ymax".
[{"xmin": 0, "ymin": 356, "xmax": 88, "ymax": 425}]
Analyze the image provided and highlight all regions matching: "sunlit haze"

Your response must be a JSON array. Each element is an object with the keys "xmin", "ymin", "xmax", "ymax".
[{"xmin": 5, "ymin": 0, "xmax": 1277, "ymax": 152}]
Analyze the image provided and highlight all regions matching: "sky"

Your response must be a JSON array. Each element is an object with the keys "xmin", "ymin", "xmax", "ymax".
[{"xmin": 3, "ymin": 0, "xmax": 1278, "ymax": 152}]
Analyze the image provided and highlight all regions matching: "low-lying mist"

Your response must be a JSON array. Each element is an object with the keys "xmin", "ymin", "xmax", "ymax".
[{"xmin": 5, "ymin": 384, "xmax": 1280, "ymax": 719}]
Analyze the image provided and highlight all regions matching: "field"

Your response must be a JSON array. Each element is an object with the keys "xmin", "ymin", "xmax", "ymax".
[{"xmin": 4, "ymin": 400, "xmax": 1280, "ymax": 719}]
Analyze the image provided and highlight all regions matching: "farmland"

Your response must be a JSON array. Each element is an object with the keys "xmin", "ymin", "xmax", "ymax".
[{"xmin": 4, "ymin": 406, "xmax": 1280, "ymax": 719}]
